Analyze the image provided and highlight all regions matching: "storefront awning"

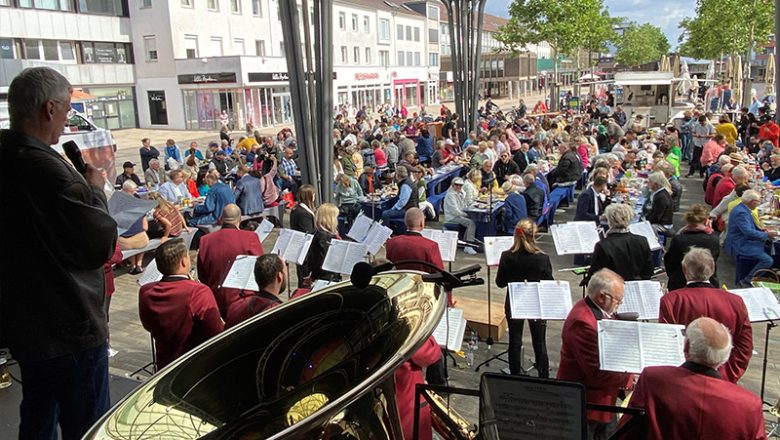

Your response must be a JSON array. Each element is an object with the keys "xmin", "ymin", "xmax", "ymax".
[{"xmin": 71, "ymin": 89, "xmax": 95, "ymax": 101}]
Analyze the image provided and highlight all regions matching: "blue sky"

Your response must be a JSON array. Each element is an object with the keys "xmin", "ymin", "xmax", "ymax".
[{"xmin": 484, "ymin": 0, "xmax": 697, "ymax": 48}]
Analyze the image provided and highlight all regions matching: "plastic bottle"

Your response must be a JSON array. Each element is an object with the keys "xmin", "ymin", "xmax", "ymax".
[{"xmin": 466, "ymin": 331, "xmax": 478, "ymax": 367}]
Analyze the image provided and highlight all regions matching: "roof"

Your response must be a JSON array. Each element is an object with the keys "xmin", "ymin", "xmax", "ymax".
[
  {"xmin": 335, "ymin": 0, "xmax": 421, "ymax": 18},
  {"xmin": 438, "ymin": 8, "xmax": 509, "ymax": 33}
]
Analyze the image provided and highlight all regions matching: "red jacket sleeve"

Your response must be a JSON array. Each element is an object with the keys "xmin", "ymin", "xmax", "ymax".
[
  {"xmin": 722, "ymin": 301, "xmax": 753, "ymax": 383},
  {"xmin": 250, "ymin": 235, "xmax": 264, "ymax": 256},
  {"xmin": 658, "ymin": 296, "xmax": 674, "ymax": 324},
  {"xmin": 109, "ymin": 243, "xmax": 123, "ymax": 265},
  {"xmin": 409, "ymin": 336, "xmax": 441, "ymax": 369},
  {"xmin": 570, "ymin": 320, "xmax": 631, "ymax": 390},
  {"xmin": 190, "ymin": 284, "xmax": 224, "ymax": 339}
]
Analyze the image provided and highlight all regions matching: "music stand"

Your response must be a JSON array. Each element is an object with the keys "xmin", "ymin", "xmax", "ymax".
[{"xmin": 760, "ymin": 318, "xmax": 777, "ymax": 405}]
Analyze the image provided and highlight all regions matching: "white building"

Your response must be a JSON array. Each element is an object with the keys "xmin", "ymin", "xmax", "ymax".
[{"xmin": 0, "ymin": 1, "xmax": 137, "ymax": 129}]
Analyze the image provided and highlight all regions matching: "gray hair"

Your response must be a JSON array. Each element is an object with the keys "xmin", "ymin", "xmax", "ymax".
[
  {"xmin": 122, "ymin": 180, "xmax": 137, "ymax": 192},
  {"xmin": 731, "ymin": 165, "xmax": 749, "ymax": 180},
  {"xmin": 8, "ymin": 67, "xmax": 72, "ymax": 128},
  {"xmin": 395, "ymin": 166, "xmax": 408, "ymax": 179},
  {"xmin": 718, "ymin": 155, "xmax": 732, "ymax": 166},
  {"xmin": 742, "ymin": 189, "xmax": 761, "ymax": 202},
  {"xmin": 648, "ymin": 171, "xmax": 671, "ymax": 192},
  {"xmin": 587, "ymin": 268, "xmax": 624, "ymax": 299},
  {"xmin": 149, "ymin": 158, "xmax": 160, "ymax": 166},
  {"xmin": 604, "ymin": 203, "xmax": 633, "ymax": 229},
  {"xmin": 682, "ymin": 247, "xmax": 715, "ymax": 281},
  {"xmin": 522, "ymin": 173, "xmax": 535, "ymax": 186},
  {"xmin": 686, "ymin": 318, "xmax": 732, "ymax": 368}
]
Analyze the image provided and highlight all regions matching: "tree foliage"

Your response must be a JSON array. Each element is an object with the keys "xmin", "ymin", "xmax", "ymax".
[
  {"xmin": 615, "ymin": 23, "xmax": 671, "ymax": 67},
  {"xmin": 678, "ymin": 0, "xmax": 774, "ymax": 59}
]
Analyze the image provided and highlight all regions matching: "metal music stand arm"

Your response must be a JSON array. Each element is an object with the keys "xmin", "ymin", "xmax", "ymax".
[
  {"xmin": 474, "ymin": 263, "xmax": 509, "ymax": 371},
  {"xmin": 761, "ymin": 318, "xmax": 777, "ymax": 405}
]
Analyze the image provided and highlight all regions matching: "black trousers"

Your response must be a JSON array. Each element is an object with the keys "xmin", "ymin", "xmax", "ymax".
[
  {"xmin": 425, "ymin": 348, "xmax": 447, "ymax": 385},
  {"xmin": 689, "ymin": 146, "xmax": 704, "ymax": 177},
  {"xmin": 506, "ymin": 300, "xmax": 549, "ymax": 377}
]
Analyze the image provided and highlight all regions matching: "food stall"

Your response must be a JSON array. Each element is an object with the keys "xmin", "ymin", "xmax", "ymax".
[{"xmin": 614, "ymin": 72, "xmax": 675, "ymax": 127}]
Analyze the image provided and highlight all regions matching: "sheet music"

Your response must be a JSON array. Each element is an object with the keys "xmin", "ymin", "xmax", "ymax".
[
  {"xmin": 363, "ymin": 223, "xmax": 393, "ymax": 255},
  {"xmin": 220, "ymin": 255, "xmax": 260, "ymax": 291},
  {"xmin": 254, "ymin": 218, "xmax": 275, "ymax": 243},
  {"xmin": 432, "ymin": 308, "xmax": 468, "ymax": 351},
  {"xmin": 538, "ymin": 281, "xmax": 574, "ymax": 319},
  {"xmin": 347, "ymin": 213, "xmax": 373, "ymax": 242},
  {"xmin": 629, "ymin": 221, "xmax": 662, "ymax": 251},
  {"xmin": 421, "ymin": 229, "xmax": 459, "ymax": 262},
  {"xmin": 484, "ymin": 236, "xmax": 515, "ymax": 266},
  {"xmin": 137, "ymin": 259, "xmax": 162, "ymax": 286},
  {"xmin": 599, "ymin": 320, "xmax": 685, "ymax": 373},
  {"xmin": 271, "ymin": 229, "xmax": 315, "ymax": 265},
  {"xmin": 508, "ymin": 283, "xmax": 543, "ymax": 319},
  {"xmin": 551, "ymin": 222, "xmax": 600, "ymax": 255},
  {"xmin": 729, "ymin": 287, "xmax": 780, "ymax": 322},
  {"xmin": 322, "ymin": 240, "xmax": 367, "ymax": 275},
  {"xmin": 619, "ymin": 281, "xmax": 663, "ymax": 320},
  {"xmin": 310, "ymin": 279, "xmax": 336, "ymax": 293},
  {"xmin": 107, "ymin": 191, "xmax": 158, "ymax": 234}
]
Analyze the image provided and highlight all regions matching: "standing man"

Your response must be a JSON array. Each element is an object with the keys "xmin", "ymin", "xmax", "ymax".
[
  {"xmin": 139, "ymin": 137, "xmax": 160, "ymax": 172},
  {"xmin": 558, "ymin": 269, "xmax": 632, "ymax": 440},
  {"xmin": 0, "ymin": 67, "xmax": 118, "ymax": 439},
  {"xmin": 224, "ymin": 254, "xmax": 286, "ymax": 329},
  {"xmin": 659, "ymin": 248, "xmax": 752, "ymax": 383},
  {"xmin": 234, "ymin": 165, "xmax": 264, "ymax": 217},
  {"xmin": 616, "ymin": 318, "xmax": 766, "ymax": 439},
  {"xmin": 197, "ymin": 204, "xmax": 264, "ymax": 316},
  {"xmin": 687, "ymin": 115, "xmax": 715, "ymax": 178}
]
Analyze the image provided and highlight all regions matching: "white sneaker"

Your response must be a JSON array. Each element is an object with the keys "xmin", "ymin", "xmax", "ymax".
[
  {"xmin": 464, "ymin": 247, "xmax": 477, "ymax": 255},
  {"xmin": 108, "ymin": 347, "xmax": 119, "ymax": 358}
]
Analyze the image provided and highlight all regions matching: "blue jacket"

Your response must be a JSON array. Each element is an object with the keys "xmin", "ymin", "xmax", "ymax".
[
  {"xmin": 234, "ymin": 174, "xmax": 264, "ymax": 216},
  {"xmin": 574, "ymin": 186, "xmax": 602, "ymax": 223},
  {"xmin": 416, "ymin": 135, "xmax": 434, "ymax": 158},
  {"xmin": 725, "ymin": 202, "xmax": 768, "ymax": 257},
  {"xmin": 189, "ymin": 182, "xmax": 236, "ymax": 226},
  {"xmin": 158, "ymin": 181, "xmax": 190, "ymax": 203},
  {"xmin": 164, "ymin": 145, "xmax": 183, "ymax": 164},
  {"xmin": 502, "ymin": 192, "xmax": 528, "ymax": 233}
]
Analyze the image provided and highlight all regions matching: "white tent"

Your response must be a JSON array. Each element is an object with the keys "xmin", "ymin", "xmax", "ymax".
[{"xmin": 578, "ymin": 73, "xmax": 601, "ymax": 81}]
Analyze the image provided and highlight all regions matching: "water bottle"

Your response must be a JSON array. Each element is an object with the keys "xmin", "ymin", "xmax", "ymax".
[{"xmin": 466, "ymin": 331, "xmax": 478, "ymax": 367}]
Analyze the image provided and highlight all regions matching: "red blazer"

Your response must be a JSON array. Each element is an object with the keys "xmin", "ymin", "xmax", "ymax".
[
  {"xmin": 103, "ymin": 243, "xmax": 123, "ymax": 297},
  {"xmin": 557, "ymin": 297, "xmax": 631, "ymax": 424},
  {"xmin": 139, "ymin": 276, "xmax": 224, "ymax": 369},
  {"xmin": 386, "ymin": 232, "xmax": 452, "ymax": 305},
  {"xmin": 224, "ymin": 291, "xmax": 282, "ymax": 329},
  {"xmin": 395, "ymin": 336, "xmax": 441, "ymax": 440},
  {"xmin": 660, "ymin": 283, "xmax": 753, "ymax": 383},
  {"xmin": 617, "ymin": 364, "xmax": 766, "ymax": 440},
  {"xmin": 704, "ymin": 171, "xmax": 723, "ymax": 206},
  {"xmin": 711, "ymin": 176, "xmax": 735, "ymax": 208},
  {"xmin": 197, "ymin": 226, "xmax": 263, "ymax": 316}
]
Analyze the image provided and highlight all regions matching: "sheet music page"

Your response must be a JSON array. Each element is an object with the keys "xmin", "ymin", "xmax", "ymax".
[
  {"xmin": 254, "ymin": 218, "xmax": 275, "ymax": 243},
  {"xmin": 620, "ymin": 281, "xmax": 663, "ymax": 320},
  {"xmin": 619, "ymin": 284, "xmax": 644, "ymax": 317},
  {"xmin": 363, "ymin": 223, "xmax": 393, "ymax": 255},
  {"xmin": 628, "ymin": 221, "xmax": 662, "ymax": 251},
  {"xmin": 575, "ymin": 222, "xmax": 601, "ymax": 254},
  {"xmin": 271, "ymin": 228, "xmax": 292, "ymax": 256},
  {"xmin": 138, "ymin": 259, "xmax": 163, "ymax": 286},
  {"xmin": 484, "ymin": 236, "xmax": 515, "ymax": 266},
  {"xmin": 432, "ymin": 308, "xmax": 467, "ymax": 351},
  {"xmin": 507, "ymin": 283, "xmax": 543, "ymax": 319},
  {"xmin": 598, "ymin": 320, "xmax": 642, "ymax": 373},
  {"xmin": 322, "ymin": 240, "xmax": 367, "ymax": 274},
  {"xmin": 220, "ymin": 255, "xmax": 260, "ymax": 291},
  {"xmin": 638, "ymin": 322, "xmax": 685, "ymax": 369},
  {"xmin": 107, "ymin": 191, "xmax": 159, "ymax": 234},
  {"xmin": 310, "ymin": 279, "xmax": 336, "ymax": 293},
  {"xmin": 273, "ymin": 229, "xmax": 314, "ymax": 265},
  {"xmin": 538, "ymin": 280, "xmax": 574, "ymax": 320},
  {"xmin": 347, "ymin": 214, "xmax": 373, "ymax": 242},
  {"xmin": 551, "ymin": 224, "xmax": 581, "ymax": 255},
  {"xmin": 729, "ymin": 287, "xmax": 780, "ymax": 322},
  {"xmin": 421, "ymin": 229, "xmax": 459, "ymax": 262}
]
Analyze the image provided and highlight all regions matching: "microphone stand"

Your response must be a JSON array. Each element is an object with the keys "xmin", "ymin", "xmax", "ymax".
[{"xmin": 761, "ymin": 317, "xmax": 777, "ymax": 405}]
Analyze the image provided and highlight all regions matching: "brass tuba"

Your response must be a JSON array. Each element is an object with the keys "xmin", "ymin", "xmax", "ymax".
[{"xmin": 84, "ymin": 271, "xmax": 447, "ymax": 439}]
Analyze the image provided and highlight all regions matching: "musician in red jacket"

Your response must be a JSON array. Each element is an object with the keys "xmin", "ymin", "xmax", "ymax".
[
  {"xmin": 224, "ymin": 254, "xmax": 285, "ymax": 329},
  {"xmin": 139, "ymin": 238, "xmax": 223, "ymax": 369},
  {"xmin": 617, "ymin": 317, "xmax": 766, "ymax": 440},
  {"xmin": 660, "ymin": 247, "xmax": 752, "ymax": 383},
  {"xmin": 395, "ymin": 336, "xmax": 441, "ymax": 440},
  {"xmin": 197, "ymin": 203, "xmax": 263, "ymax": 316},
  {"xmin": 557, "ymin": 269, "xmax": 632, "ymax": 439}
]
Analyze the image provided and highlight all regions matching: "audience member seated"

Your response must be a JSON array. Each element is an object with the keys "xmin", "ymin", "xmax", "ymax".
[
  {"xmin": 587, "ymin": 203, "xmax": 654, "ymax": 283},
  {"xmin": 158, "ymin": 169, "xmax": 190, "ymax": 203},
  {"xmin": 660, "ymin": 248, "xmax": 752, "ymax": 383},
  {"xmin": 496, "ymin": 219, "xmax": 552, "ymax": 377},
  {"xmin": 725, "ymin": 189, "xmax": 777, "ymax": 287},
  {"xmin": 334, "ymin": 172, "xmax": 363, "ymax": 228},
  {"xmin": 664, "ymin": 205, "xmax": 720, "ymax": 291},
  {"xmin": 358, "ymin": 164, "xmax": 381, "ymax": 194},
  {"xmin": 381, "ymin": 167, "xmax": 418, "ymax": 226},
  {"xmin": 224, "ymin": 254, "xmax": 286, "ymax": 329},
  {"xmin": 463, "ymin": 168, "xmax": 481, "ymax": 205},
  {"xmin": 617, "ymin": 318, "xmax": 765, "ymax": 439},
  {"xmin": 138, "ymin": 238, "xmax": 223, "ymax": 369},
  {"xmin": 764, "ymin": 153, "xmax": 780, "ymax": 183},
  {"xmin": 209, "ymin": 150, "xmax": 230, "ymax": 176},
  {"xmin": 644, "ymin": 171, "xmax": 674, "ymax": 234},
  {"xmin": 501, "ymin": 181, "xmax": 528, "ymax": 233},
  {"xmin": 116, "ymin": 161, "xmax": 142, "ymax": 188},
  {"xmin": 412, "ymin": 167, "xmax": 435, "ymax": 219},
  {"xmin": 654, "ymin": 160, "xmax": 683, "ymax": 212},
  {"xmin": 521, "ymin": 173, "xmax": 545, "ymax": 221},
  {"xmin": 574, "ymin": 175, "xmax": 609, "ymax": 224},
  {"xmin": 547, "ymin": 142, "xmax": 584, "ymax": 188},
  {"xmin": 118, "ymin": 211, "xmax": 149, "ymax": 275},
  {"xmin": 711, "ymin": 164, "xmax": 737, "ymax": 208},
  {"xmin": 442, "ymin": 177, "xmax": 478, "ymax": 253},
  {"xmin": 234, "ymin": 165, "xmax": 264, "ymax": 216},
  {"xmin": 290, "ymin": 185, "xmax": 317, "ymax": 286},
  {"xmin": 197, "ymin": 204, "xmax": 263, "ymax": 316},
  {"xmin": 493, "ymin": 151, "xmax": 520, "ymax": 185},
  {"xmin": 279, "ymin": 147, "xmax": 300, "ymax": 194},
  {"xmin": 187, "ymin": 173, "xmax": 236, "ymax": 226},
  {"xmin": 305, "ymin": 203, "xmax": 342, "ymax": 283},
  {"xmin": 704, "ymin": 157, "xmax": 731, "ymax": 205},
  {"xmin": 144, "ymin": 159, "xmax": 167, "ymax": 187}
]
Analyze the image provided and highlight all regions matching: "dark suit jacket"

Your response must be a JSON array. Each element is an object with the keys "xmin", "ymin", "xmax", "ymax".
[
  {"xmin": 664, "ymin": 230, "xmax": 720, "ymax": 290},
  {"xmin": 197, "ymin": 226, "xmax": 264, "ymax": 316},
  {"xmin": 495, "ymin": 250, "xmax": 553, "ymax": 312},
  {"xmin": 557, "ymin": 297, "xmax": 631, "ymax": 423},
  {"xmin": 523, "ymin": 183, "xmax": 545, "ymax": 218},
  {"xmin": 234, "ymin": 174, "xmax": 264, "ymax": 216},
  {"xmin": 547, "ymin": 150, "xmax": 583, "ymax": 185},
  {"xmin": 290, "ymin": 205, "xmax": 316, "ymax": 234},
  {"xmin": 660, "ymin": 282, "xmax": 753, "ymax": 383},
  {"xmin": 587, "ymin": 231, "xmax": 654, "ymax": 282},
  {"xmin": 645, "ymin": 189, "xmax": 674, "ymax": 226},
  {"xmin": 617, "ymin": 364, "xmax": 765, "ymax": 440},
  {"xmin": 574, "ymin": 187, "xmax": 608, "ymax": 223},
  {"xmin": 306, "ymin": 229, "xmax": 340, "ymax": 281},
  {"xmin": 511, "ymin": 150, "xmax": 530, "ymax": 174}
]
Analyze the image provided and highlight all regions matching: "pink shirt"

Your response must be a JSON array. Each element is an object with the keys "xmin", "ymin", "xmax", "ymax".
[{"xmin": 700, "ymin": 139, "xmax": 723, "ymax": 167}]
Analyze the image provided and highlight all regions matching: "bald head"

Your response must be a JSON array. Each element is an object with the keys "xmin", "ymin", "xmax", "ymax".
[
  {"xmin": 404, "ymin": 207, "xmax": 425, "ymax": 231},
  {"xmin": 685, "ymin": 317, "xmax": 732, "ymax": 369},
  {"xmin": 221, "ymin": 203, "xmax": 242, "ymax": 226}
]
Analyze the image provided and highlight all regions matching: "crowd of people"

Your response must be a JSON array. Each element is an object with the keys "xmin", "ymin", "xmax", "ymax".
[{"xmin": 1, "ymin": 66, "xmax": 776, "ymax": 440}]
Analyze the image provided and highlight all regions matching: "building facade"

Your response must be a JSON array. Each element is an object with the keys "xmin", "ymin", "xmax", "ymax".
[{"xmin": 0, "ymin": 0, "xmax": 137, "ymax": 129}]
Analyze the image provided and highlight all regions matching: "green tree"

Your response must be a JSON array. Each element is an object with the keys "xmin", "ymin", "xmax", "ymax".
[
  {"xmin": 615, "ymin": 23, "xmax": 671, "ymax": 67},
  {"xmin": 678, "ymin": 0, "xmax": 774, "ymax": 60}
]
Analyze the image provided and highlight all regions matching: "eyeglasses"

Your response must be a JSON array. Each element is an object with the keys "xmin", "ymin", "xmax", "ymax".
[{"xmin": 602, "ymin": 292, "xmax": 623, "ymax": 305}]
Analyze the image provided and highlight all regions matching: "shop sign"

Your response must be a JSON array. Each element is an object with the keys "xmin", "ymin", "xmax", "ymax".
[
  {"xmin": 177, "ymin": 72, "xmax": 237, "ymax": 84},
  {"xmin": 354, "ymin": 72, "xmax": 380, "ymax": 81},
  {"xmin": 248, "ymin": 72, "xmax": 338, "ymax": 82}
]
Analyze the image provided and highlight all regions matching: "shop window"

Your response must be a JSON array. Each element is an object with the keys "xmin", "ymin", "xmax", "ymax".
[{"xmin": 148, "ymin": 90, "xmax": 168, "ymax": 125}]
